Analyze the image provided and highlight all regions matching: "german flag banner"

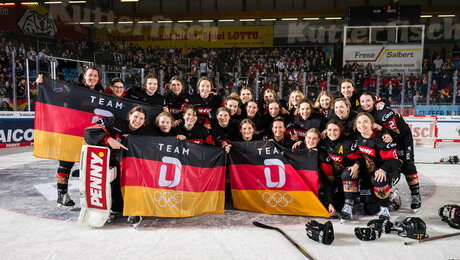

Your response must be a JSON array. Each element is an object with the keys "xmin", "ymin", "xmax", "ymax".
[
  {"xmin": 229, "ymin": 141, "xmax": 329, "ymax": 217},
  {"xmin": 34, "ymin": 78, "xmax": 162, "ymax": 162},
  {"xmin": 120, "ymin": 136, "xmax": 226, "ymax": 217}
]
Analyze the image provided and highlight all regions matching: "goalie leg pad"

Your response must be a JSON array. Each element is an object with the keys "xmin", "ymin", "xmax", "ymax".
[{"xmin": 78, "ymin": 145, "xmax": 116, "ymax": 228}]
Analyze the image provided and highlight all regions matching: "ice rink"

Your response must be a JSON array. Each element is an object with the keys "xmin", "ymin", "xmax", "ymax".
[{"xmin": 1, "ymin": 144, "xmax": 459, "ymax": 260}]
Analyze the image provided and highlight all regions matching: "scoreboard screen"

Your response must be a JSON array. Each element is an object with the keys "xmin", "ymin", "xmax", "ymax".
[{"xmin": 348, "ymin": 5, "xmax": 421, "ymax": 26}]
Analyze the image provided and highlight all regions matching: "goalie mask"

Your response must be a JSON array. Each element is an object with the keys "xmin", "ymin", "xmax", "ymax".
[
  {"xmin": 305, "ymin": 220, "xmax": 334, "ymax": 245},
  {"xmin": 439, "ymin": 204, "xmax": 460, "ymax": 229},
  {"xmin": 395, "ymin": 217, "xmax": 428, "ymax": 240}
]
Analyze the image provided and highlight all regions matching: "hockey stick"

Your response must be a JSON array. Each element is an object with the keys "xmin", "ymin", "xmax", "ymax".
[
  {"xmin": 253, "ymin": 221, "xmax": 315, "ymax": 260},
  {"xmin": 404, "ymin": 232, "xmax": 460, "ymax": 245}
]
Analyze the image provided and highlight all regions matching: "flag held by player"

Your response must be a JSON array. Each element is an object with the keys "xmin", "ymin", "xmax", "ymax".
[
  {"xmin": 229, "ymin": 141, "xmax": 329, "ymax": 217},
  {"xmin": 33, "ymin": 78, "xmax": 162, "ymax": 162},
  {"xmin": 120, "ymin": 136, "xmax": 226, "ymax": 217}
]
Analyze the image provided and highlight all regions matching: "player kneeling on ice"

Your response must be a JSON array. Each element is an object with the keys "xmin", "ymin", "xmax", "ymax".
[
  {"xmin": 79, "ymin": 106, "xmax": 150, "ymax": 227},
  {"xmin": 354, "ymin": 112, "xmax": 402, "ymax": 220}
]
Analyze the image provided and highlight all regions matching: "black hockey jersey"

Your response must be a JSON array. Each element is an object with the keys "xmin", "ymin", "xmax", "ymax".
[
  {"xmin": 210, "ymin": 122, "xmax": 239, "ymax": 146},
  {"xmin": 323, "ymin": 135, "xmax": 361, "ymax": 176},
  {"xmin": 165, "ymin": 92, "xmax": 188, "ymax": 119},
  {"xmin": 286, "ymin": 112, "xmax": 326, "ymax": 140},
  {"xmin": 371, "ymin": 107, "xmax": 411, "ymax": 140},
  {"xmin": 326, "ymin": 110, "xmax": 358, "ymax": 137},
  {"xmin": 183, "ymin": 94, "xmax": 223, "ymax": 125},
  {"xmin": 356, "ymin": 131, "xmax": 402, "ymax": 174},
  {"xmin": 176, "ymin": 122, "xmax": 213, "ymax": 145},
  {"xmin": 126, "ymin": 87, "xmax": 166, "ymax": 107}
]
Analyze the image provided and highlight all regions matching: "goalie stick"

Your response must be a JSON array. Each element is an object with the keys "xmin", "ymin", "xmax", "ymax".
[
  {"xmin": 253, "ymin": 221, "xmax": 315, "ymax": 260},
  {"xmin": 404, "ymin": 231, "xmax": 460, "ymax": 245}
]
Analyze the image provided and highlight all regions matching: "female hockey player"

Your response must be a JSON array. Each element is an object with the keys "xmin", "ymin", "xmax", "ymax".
[
  {"xmin": 105, "ymin": 77, "xmax": 126, "ymax": 98},
  {"xmin": 84, "ymin": 106, "xmax": 150, "ymax": 213},
  {"xmin": 286, "ymin": 98, "xmax": 326, "ymax": 142},
  {"xmin": 359, "ymin": 91, "xmax": 421, "ymax": 211},
  {"xmin": 322, "ymin": 119, "xmax": 362, "ymax": 219},
  {"xmin": 176, "ymin": 104, "xmax": 213, "ymax": 145},
  {"xmin": 56, "ymin": 66, "xmax": 104, "ymax": 208},
  {"xmin": 183, "ymin": 77, "xmax": 223, "ymax": 128},
  {"xmin": 315, "ymin": 90, "xmax": 334, "ymax": 117},
  {"xmin": 354, "ymin": 112, "xmax": 402, "ymax": 219},
  {"xmin": 164, "ymin": 76, "xmax": 188, "ymax": 124},
  {"xmin": 126, "ymin": 74, "xmax": 166, "ymax": 108},
  {"xmin": 325, "ymin": 98, "xmax": 358, "ymax": 137}
]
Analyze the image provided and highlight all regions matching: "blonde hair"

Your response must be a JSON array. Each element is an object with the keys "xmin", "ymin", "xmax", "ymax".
[
  {"xmin": 288, "ymin": 90, "xmax": 305, "ymax": 111},
  {"xmin": 314, "ymin": 91, "xmax": 334, "ymax": 110}
]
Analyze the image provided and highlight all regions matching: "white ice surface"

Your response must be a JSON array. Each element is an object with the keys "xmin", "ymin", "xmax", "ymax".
[{"xmin": 1, "ymin": 145, "xmax": 460, "ymax": 260}]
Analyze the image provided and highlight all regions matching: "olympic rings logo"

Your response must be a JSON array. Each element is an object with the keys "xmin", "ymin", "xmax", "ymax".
[
  {"xmin": 262, "ymin": 192, "xmax": 293, "ymax": 207},
  {"xmin": 153, "ymin": 191, "xmax": 183, "ymax": 207}
]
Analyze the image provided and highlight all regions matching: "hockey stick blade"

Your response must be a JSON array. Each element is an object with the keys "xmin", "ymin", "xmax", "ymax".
[
  {"xmin": 253, "ymin": 221, "xmax": 315, "ymax": 260},
  {"xmin": 404, "ymin": 231, "xmax": 460, "ymax": 245}
]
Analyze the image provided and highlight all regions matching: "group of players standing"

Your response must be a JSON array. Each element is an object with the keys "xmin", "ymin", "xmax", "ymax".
[{"xmin": 53, "ymin": 66, "xmax": 422, "ymax": 221}]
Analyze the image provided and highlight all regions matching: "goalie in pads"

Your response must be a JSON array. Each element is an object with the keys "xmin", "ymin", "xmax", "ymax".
[{"xmin": 79, "ymin": 106, "xmax": 149, "ymax": 227}]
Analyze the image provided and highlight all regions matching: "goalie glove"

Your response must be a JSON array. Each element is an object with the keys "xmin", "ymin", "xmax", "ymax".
[
  {"xmin": 305, "ymin": 220, "xmax": 335, "ymax": 245},
  {"xmin": 354, "ymin": 227, "xmax": 381, "ymax": 241},
  {"xmin": 439, "ymin": 204, "xmax": 460, "ymax": 229},
  {"xmin": 367, "ymin": 218, "xmax": 393, "ymax": 234}
]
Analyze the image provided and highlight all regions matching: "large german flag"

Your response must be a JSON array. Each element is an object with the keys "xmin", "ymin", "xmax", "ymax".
[
  {"xmin": 34, "ymin": 78, "xmax": 162, "ymax": 162},
  {"xmin": 229, "ymin": 141, "xmax": 329, "ymax": 217},
  {"xmin": 120, "ymin": 136, "xmax": 226, "ymax": 217}
]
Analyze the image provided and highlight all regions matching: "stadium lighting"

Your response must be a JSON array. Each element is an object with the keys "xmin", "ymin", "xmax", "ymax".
[
  {"xmin": 325, "ymin": 17, "xmax": 342, "ymax": 20},
  {"xmin": 120, "ymin": 0, "xmax": 139, "ymax": 2},
  {"xmin": 218, "ymin": 19, "xmax": 234, "ymax": 22},
  {"xmin": 21, "ymin": 2, "xmax": 38, "ymax": 4},
  {"xmin": 420, "ymin": 15, "xmax": 432, "ymax": 18},
  {"xmin": 99, "ymin": 21, "xmax": 114, "ymax": 24},
  {"xmin": 438, "ymin": 14, "xmax": 455, "ymax": 18},
  {"xmin": 303, "ymin": 17, "xmax": 320, "ymax": 20},
  {"xmin": 240, "ymin": 19, "xmax": 256, "ymax": 22},
  {"xmin": 281, "ymin": 18, "xmax": 298, "ymax": 21},
  {"xmin": 260, "ymin": 18, "xmax": 276, "ymax": 21},
  {"xmin": 79, "ymin": 21, "xmax": 94, "ymax": 25},
  {"xmin": 178, "ymin": 20, "xmax": 193, "ymax": 23},
  {"xmin": 138, "ymin": 20, "xmax": 153, "ymax": 24},
  {"xmin": 198, "ymin": 20, "xmax": 214, "ymax": 22},
  {"xmin": 118, "ymin": 21, "xmax": 133, "ymax": 24},
  {"xmin": 68, "ymin": 1, "xmax": 86, "ymax": 3},
  {"xmin": 157, "ymin": 20, "xmax": 173, "ymax": 23},
  {"xmin": 0, "ymin": 2, "xmax": 15, "ymax": 5},
  {"xmin": 44, "ymin": 1, "xmax": 62, "ymax": 3}
]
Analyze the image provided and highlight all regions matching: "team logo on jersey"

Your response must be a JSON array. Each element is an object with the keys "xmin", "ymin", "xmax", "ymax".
[
  {"xmin": 386, "ymin": 143, "xmax": 397, "ymax": 149},
  {"xmin": 358, "ymin": 145, "xmax": 375, "ymax": 157},
  {"xmin": 363, "ymin": 154, "xmax": 376, "ymax": 173},
  {"xmin": 382, "ymin": 111, "xmax": 394, "ymax": 122},
  {"xmin": 332, "ymin": 161, "xmax": 345, "ymax": 172}
]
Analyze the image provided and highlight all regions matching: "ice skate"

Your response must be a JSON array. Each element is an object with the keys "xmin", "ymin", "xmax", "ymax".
[
  {"xmin": 57, "ymin": 193, "xmax": 75, "ymax": 210},
  {"xmin": 378, "ymin": 206, "xmax": 391, "ymax": 220},
  {"xmin": 411, "ymin": 194, "xmax": 422, "ymax": 212},
  {"xmin": 389, "ymin": 188, "xmax": 401, "ymax": 211}
]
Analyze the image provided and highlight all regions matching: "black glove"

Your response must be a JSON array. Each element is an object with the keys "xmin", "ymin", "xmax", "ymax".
[
  {"xmin": 439, "ymin": 204, "xmax": 460, "ymax": 229},
  {"xmin": 367, "ymin": 218, "xmax": 393, "ymax": 234},
  {"xmin": 354, "ymin": 227, "xmax": 381, "ymax": 241},
  {"xmin": 305, "ymin": 220, "xmax": 334, "ymax": 245}
]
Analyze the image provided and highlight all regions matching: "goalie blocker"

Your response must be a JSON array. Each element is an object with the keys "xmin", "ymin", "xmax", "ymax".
[{"xmin": 78, "ymin": 145, "xmax": 116, "ymax": 228}]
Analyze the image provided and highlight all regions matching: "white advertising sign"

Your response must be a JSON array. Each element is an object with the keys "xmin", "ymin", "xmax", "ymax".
[{"xmin": 343, "ymin": 45, "xmax": 423, "ymax": 74}]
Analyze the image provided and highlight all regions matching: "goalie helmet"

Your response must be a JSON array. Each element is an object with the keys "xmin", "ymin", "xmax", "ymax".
[
  {"xmin": 395, "ymin": 217, "xmax": 428, "ymax": 240},
  {"xmin": 305, "ymin": 220, "xmax": 334, "ymax": 245},
  {"xmin": 439, "ymin": 204, "xmax": 460, "ymax": 229}
]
